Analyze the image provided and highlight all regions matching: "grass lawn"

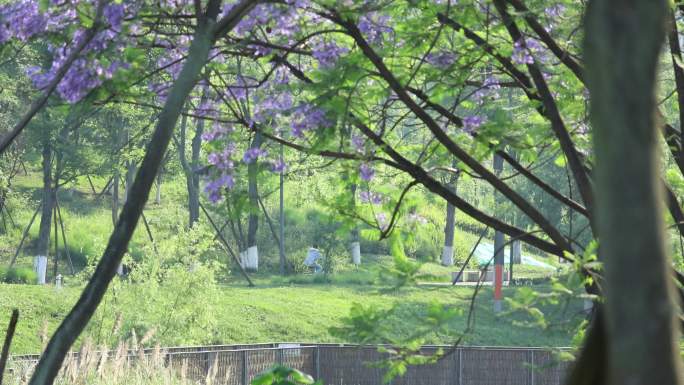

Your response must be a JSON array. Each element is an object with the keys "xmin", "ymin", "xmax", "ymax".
[{"xmin": 0, "ymin": 278, "xmax": 584, "ymax": 355}]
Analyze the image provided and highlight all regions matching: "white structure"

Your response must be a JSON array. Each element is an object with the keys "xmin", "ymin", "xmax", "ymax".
[
  {"xmin": 351, "ymin": 242, "xmax": 361, "ymax": 265},
  {"xmin": 241, "ymin": 246, "xmax": 259, "ymax": 271},
  {"xmin": 441, "ymin": 245, "xmax": 454, "ymax": 266},
  {"xmin": 34, "ymin": 255, "xmax": 47, "ymax": 285}
]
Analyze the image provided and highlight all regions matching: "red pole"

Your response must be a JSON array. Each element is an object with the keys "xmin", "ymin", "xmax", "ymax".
[{"xmin": 494, "ymin": 264, "xmax": 503, "ymax": 300}]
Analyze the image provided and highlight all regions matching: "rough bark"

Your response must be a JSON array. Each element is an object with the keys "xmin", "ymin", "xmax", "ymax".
[{"xmin": 584, "ymin": 1, "xmax": 683, "ymax": 384}]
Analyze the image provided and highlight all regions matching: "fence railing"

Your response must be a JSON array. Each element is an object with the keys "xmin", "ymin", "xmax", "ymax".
[{"xmin": 11, "ymin": 343, "xmax": 572, "ymax": 385}]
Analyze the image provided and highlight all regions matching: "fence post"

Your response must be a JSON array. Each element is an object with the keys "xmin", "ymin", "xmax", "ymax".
[
  {"xmin": 458, "ymin": 348, "xmax": 463, "ymax": 385},
  {"xmin": 314, "ymin": 346, "xmax": 320, "ymax": 380},
  {"xmin": 242, "ymin": 350, "xmax": 249, "ymax": 385},
  {"xmin": 529, "ymin": 350, "xmax": 535, "ymax": 385}
]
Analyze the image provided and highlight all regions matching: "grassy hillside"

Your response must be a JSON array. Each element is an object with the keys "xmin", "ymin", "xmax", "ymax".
[
  {"xmin": 0, "ymin": 280, "xmax": 584, "ymax": 355},
  {"xmin": 0, "ymin": 171, "xmax": 581, "ymax": 355}
]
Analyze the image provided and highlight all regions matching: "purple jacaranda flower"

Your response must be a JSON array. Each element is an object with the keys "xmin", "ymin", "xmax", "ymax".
[
  {"xmin": 359, "ymin": 190, "xmax": 383, "ymax": 205},
  {"xmin": 360, "ymin": 162, "xmax": 375, "ymax": 181},
  {"xmin": 243, "ymin": 147, "xmax": 268, "ymax": 164},
  {"xmin": 104, "ymin": 3, "xmax": 125, "ymax": 29},
  {"xmin": 290, "ymin": 103, "xmax": 330, "ymax": 138},
  {"xmin": 351, "ymin": 135, "xmax": 365, "ymax": 153},
  {"xmin": 312, "ymin": 40, "xmax": 348, "ymax": 68},
  {"xmin": 463, "ymin": 115, "xmax": 486, "ymax": 134},
  {"xmin": 270, "ymin": 159, "xmax": 287, "ymax": 173}
]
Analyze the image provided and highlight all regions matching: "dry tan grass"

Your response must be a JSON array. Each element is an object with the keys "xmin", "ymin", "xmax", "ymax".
[{"xmin": 4, "ymin": 331, "xmax": 221, "ymax": 385}]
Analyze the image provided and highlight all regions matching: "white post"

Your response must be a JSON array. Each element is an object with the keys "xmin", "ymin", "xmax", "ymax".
[
  {"xmin": 351, "ymin": 242, "xmax": 361, "ymax": 265},
  {"xmin": 34, "ymin": 256, "xmax": 47, "ymax": 285},
  {"xmin": 241, "ymin": 246, "xmax": 259, "ymax": 271},
  {"xmin": 441, "ymin": 245, "xmax": 454, "ymax": 266}
]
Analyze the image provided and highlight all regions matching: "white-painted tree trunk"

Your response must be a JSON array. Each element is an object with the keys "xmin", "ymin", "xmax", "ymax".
[
  {"xmin": 441, "ymin": 245, "xmax": 454, "ymax": 266},
  {"xmin": 240, "ymin": 246, "xmax": 258, "ymax": 271},
  {"xmin": 34, "ymin": 255, "xmax": 47, "ymax": 284},
  {"xmin": 510, "ymin": 240, "xmax": 522, "ymax": 264},
  {"xmin": 351, "ymin": 241, "xmax": 361, "ymax": 265}
]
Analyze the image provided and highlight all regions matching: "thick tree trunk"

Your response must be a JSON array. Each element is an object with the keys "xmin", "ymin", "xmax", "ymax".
[
  {"xmin": 583, "ymin": 1, "xmax": 683, "ymax": 384},
  {"xmin": 35, "ymin": 141, "xmax": 53, "ymax": 285}
]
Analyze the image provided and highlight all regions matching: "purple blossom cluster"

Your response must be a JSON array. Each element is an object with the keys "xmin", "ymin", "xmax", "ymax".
[
  {"xmin": 473, "ymin": 75, "xmax": 501, "ymax": 102},
  {"xmin": 290, "ymin": 103, "xmax": 330, "ymax": 138},
  {"xmin": 545, "ymin": 4, "xmax": 566, "ymax": 19},
  {"xmin": 312, "ymin": 40, "xmax": 348, "ymax": 68},
  {"xmin": 351, "ymin": 135, "xmax": 365, "ymax": 153},
  {"xmin": 375, "ymin": 212, "xmax": 389, "ymax": 231},
  {"xmin": 270, "ymin": 158, "xmax": 287, "ymax": 173},
  {"xmin": 359, "ymin": 190, "xmax": 383, "ymax": 205},
  {"xmin": 253, "ymin": 92, "xmax": 293, "ymax": 124},
  {"xmin": 243, "ymin": 147, "xmax": 268, "ymax": 164},
  {"xmin": 426, "ymin": 51, "xmax": 456, "ymax": 68},
  {"xmin": 205, "ymin": 174, "xmax": 235, "ymax": 203},
  {"xmin": 202, "ymin": 121, "xmax": 233, "ymax": 142},
  {"xmin": 512, "ymin": 38, "xmax": 544, "ymax": 65},
  {"xmin": 359, "ymin": 162, "xmax": 375, "ymax": 181},
  {"xmin": 231, "ymin": 3, "xmax": 304, "ymax": 39},
  {"xmin": 208, "ymin": 144, "xmax": 236, "ymax": 171},
  {"xmin": 103, "ymin": 3, "xmax": 125, "ymax": 30},
  {"xmin": 227, "ymin": 76, "xmax": 250, "ymax": 101},
  {"xmin": 6, "ymin": 1, "xmax": 137, "ymax": 104},
  {"xmin": 462, "ymin": 115, "xmax": 486, "ymax": 134},
  {"xmin": 358, "ymin": 12, "xmax": 393, "ymax": 45},
  {"xmin": 0, "ymin": 1, "xmax": 49, "ymax": 43}
]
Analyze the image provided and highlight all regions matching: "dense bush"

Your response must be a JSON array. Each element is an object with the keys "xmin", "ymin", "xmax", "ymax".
[{"xmin": 0, "ymin": 266, "xmax": 37, "ymax": 284}]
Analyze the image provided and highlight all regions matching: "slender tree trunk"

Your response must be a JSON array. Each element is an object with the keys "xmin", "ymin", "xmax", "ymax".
[
  {"xmin": 155, "ymin": 172, "xmax": 162, "ymax": 205},
  {"xmin": 493, "ymin": 154, "xmax": 505, "ymax": 312},
  {"xmin": 35, "ymin": 141, "xmax": 53, "ymax": 285},
  {"xmin": 189, "ymin": 102, "xmax": 204, "ymax": 227},
  {"xmin": 243, "ymin": 131, "xmax": 262, "ymax": 271},
  {"xmin": 178, "ymin": 106, "xmax": 202, "ymax": 228},
  {"xmin": 442, "ymin": 202, "xmax": 456, "ymax": 266},
  {"xmin": 111, "ymin": 169, "xmax": 119, "ymax": 226},
  {"xmin": 442, "ymin": 170, "xmax": 459, "ymax": 266},
  {"xmin": 582, "ymin": 1, "xmax": 683, "ymax": 384},
  {"xmin": 350, "ymin": 183, "xmax": 361, "ymax": 265},
  {"xmin": 124, "ymin": 161, "xmax": 136, "ymax": 202},
  {"xmin": 278, "ymin": 143, "xmax": 286, "ymax": 275}
]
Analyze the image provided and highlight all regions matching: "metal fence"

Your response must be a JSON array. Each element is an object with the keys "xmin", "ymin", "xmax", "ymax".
[{"xmin": 12, "ymin": 343, "xmax": 571, "ymax": 385}]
